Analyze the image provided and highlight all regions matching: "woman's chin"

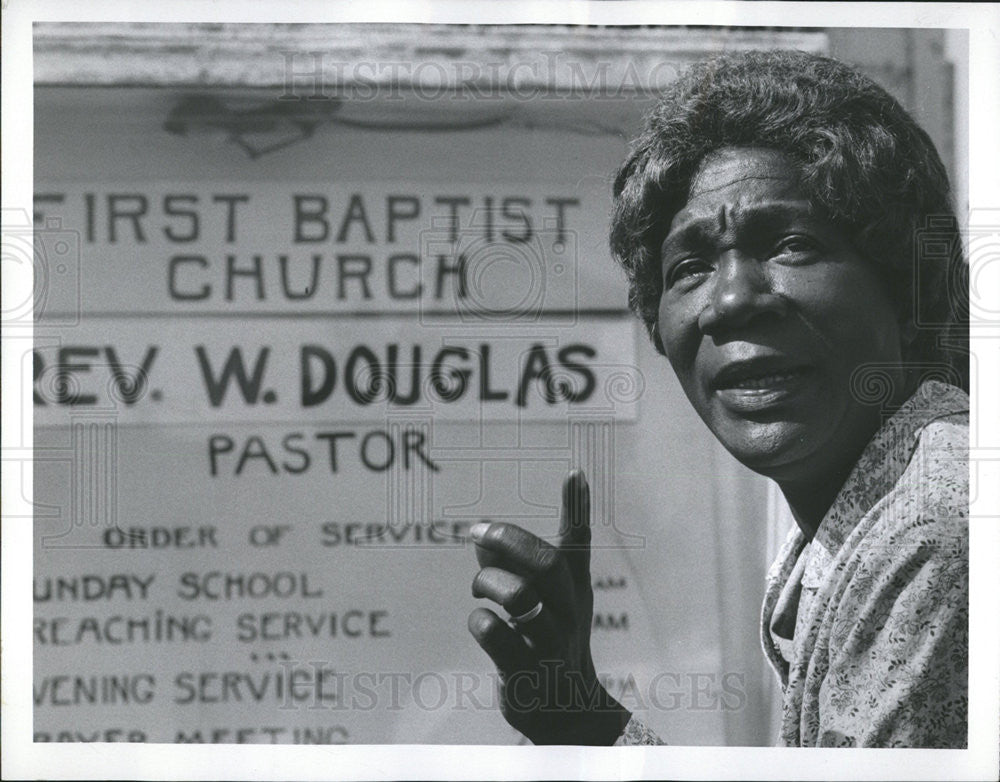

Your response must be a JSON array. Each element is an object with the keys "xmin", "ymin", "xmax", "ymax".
[{"xmin": 714, "ymin": 419, "xmax": 823, "ymax": 479}]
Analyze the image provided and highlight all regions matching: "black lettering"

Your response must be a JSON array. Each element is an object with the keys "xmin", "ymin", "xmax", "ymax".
[
  {"xmin": 168, "ymin": 255, "xmax": 211, "ymax": 300},
  {"xmin": 238, "ymin": 613, "xmax": 259, "ymax": 642},
  {"xmin": 336, "ymin": 195, "xmax": 375, "ymax": 243},
  {"xmin": 434, "ymin": 196, "xmax": 470, "ymax": 242},
  {"xmin": 435, "ymin": 253, "xmax": 467, "ymax": 299},
  {"xmin": 430, "ymin": 346, "xmax": 471, "ymax": 402},
  {"xmin": 501, "ymin": 197, "xmax": 533, "ymax": 242},
  {"xmin": 56, "ymin": 346, "xmax": 99, "ymax": 405},
  {"xmin": 209, "ymin": 435, "xmax": 234, "ymax": 476},
  {"xmin": 236, "ymin": 436, "xmax": 278, "ymax": 475},
  {"xmin": 300, "ymin": 345, "xmax": 336, "ymax": 406},
  {"xmin": 478, "ymin": 344, "xmax": 508, "ymax": 401},
  {"xmin": 387, "ymin": 253, "xmax": 422, "ymax": 299},
  {"xmin": 315, "ymin": 431, "xmax": 355, "ymax": 472},
  {"xmin": 343, "ymin": 610, "xmax": 364, "ymax": 637},
  {"xmin": 108, "ymin": 194, "xmax": 148, "ymax": 243},
  {"xmin": 225, "ymin": 254, "xmax": 265, "ymax": 301},
  {"xmin": 370, "ymin": 610, "xmax": 390, "ymax": 637},
  {"xmin": 213, "ymin": 195, "xmax": 249, "ymax": 243},
  {"xmin": 320, "ymin": 522, "xmax": 342, "ymax": 547},
  {"xmin": 174, "ymin": 673, "xmax": 196, "ymax": 704},
  {"xmin": 592, "ymin": 612, "xmax": 629, "ymax": 630},
  {"xmin": 360, "ymin": 431, "xmax": 394, "ymax": 472},
  {"xmin": 32, "ymin": 193, "xmax": 65, "ymax": 228},
  {"xmin": 516, "ymin": 344, "xmax": 557, "ymax": 407},
  {"xmin": 344, "ymin": 346, "xmax": 383, "ymax": 405},
  {"xmin": 545, "ymin": 197, "xmax": 580, "ymax": 243},
  {"xmin": 163, "ymin": 195, "xmax": 199, "ymax": 242},
  {"xmin": 177, "ymin": 572, "xmax": 200, "ymax": 600},
  {"xmin": 556, "ymin": 344, "xmax": 597, "ymax": 402},
  {"xmin": 402, "ymin": 429, "xmax": 440, "ymax": 472},
  {"xmin": 85, "ymin": 192, "xmax": 96, "ymax": 243},
  {"xmin": 386, "ymin": 195, "xmax": 420, "ymax": 242},
  {"xmin": 385, "ymin": 344, "xmax": 421, "ymax": 405},
  {"xmin": 105, "ymin": 345, "xmax": 157, "ymax": 405},
  {"xmin": 279, "ymin": 254, "xmax": 321, "ymax": 299},
  {"xmin": 483, "ymin": 195, "xmax": 494, "ymax": 242},
  {"xmin": 336, "ymin": 255, "xmax": 373, "ymax": 300},
  {"xmin": 33, "ymin": 350, "xmax": 46, "ymax": 406},
  {"xmin": 195, "ymin": 346, "xmax": 270, "ymax": 406},
  {"xmin": 282, "ymin": 433, "xmax": 310, "ymax": 474},
  {"xmin": 294, "ymin": 195, "xmax": 329, "ymax": 242}
]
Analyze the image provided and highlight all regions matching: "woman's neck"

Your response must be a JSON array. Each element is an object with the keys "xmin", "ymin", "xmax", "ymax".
[
  {"xmin": 778, "ymin": 373, "xmax": 920, "ymax": 539},
  {"xmin": 778, "ymin": 462, "xmax": 855, "ymax": 541}
]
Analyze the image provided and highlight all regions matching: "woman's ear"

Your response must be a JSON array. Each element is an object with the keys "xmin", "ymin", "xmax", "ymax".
[{"xmin": 651, "ymin": 324, "xmax": 666, "ymax": 356}]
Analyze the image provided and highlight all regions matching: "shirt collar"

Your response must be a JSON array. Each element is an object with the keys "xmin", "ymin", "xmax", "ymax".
[{"xmin": 804, "ymin": 379, "xmax": 968, "ymax": 582}]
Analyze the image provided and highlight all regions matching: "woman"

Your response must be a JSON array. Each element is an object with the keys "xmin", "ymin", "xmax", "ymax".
[{"xmin": 467, "ymin": 50, "xmax": 968, "ymax": 747}]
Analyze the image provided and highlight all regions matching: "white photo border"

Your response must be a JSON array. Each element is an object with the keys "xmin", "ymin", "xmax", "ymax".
[{"xmin": 3, "ymin": 2, "xmax": 998, "ymax": 780}]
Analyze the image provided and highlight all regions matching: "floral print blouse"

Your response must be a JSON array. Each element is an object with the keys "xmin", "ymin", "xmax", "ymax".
[{"xmin": 616, "ymin": 380, "xmax": 968, "ymax": 747}]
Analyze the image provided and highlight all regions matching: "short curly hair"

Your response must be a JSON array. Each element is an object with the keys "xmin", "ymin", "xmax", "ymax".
[{"xmin": 610, "ymin": 49, "xmax": 968, "ymax": 392}]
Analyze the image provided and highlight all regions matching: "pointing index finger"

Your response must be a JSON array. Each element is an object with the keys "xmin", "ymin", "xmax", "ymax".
[{"xmin": 558, "ymin": 470, "xmax": 591, "ymax": 580}]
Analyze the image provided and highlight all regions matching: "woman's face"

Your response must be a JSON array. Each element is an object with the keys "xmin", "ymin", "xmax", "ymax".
[{"xmin": 656, "ymin": 146, "xmax": 907, "ymax": 486}]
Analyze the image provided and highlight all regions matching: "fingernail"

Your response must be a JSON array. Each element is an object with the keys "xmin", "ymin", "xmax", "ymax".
[{"xmin": 470, "ymin": 522, "xmax": 490, "ymax": 542}]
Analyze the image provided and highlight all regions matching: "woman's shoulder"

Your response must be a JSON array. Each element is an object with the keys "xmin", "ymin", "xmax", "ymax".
[
  {"xmin": 829, "ymin": 404, "xmax": 968, "ymax": 639},
  {"xmin": 858, "ymin": 400, "xmax": 968, "ymax": 567}
]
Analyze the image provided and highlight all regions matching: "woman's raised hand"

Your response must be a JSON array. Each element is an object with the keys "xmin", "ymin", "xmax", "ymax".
[{"xmin": 467, "ymin": 470, "xmax": 629, "ymax": 745}]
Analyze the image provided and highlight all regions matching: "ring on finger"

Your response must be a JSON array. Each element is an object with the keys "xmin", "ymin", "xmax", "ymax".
[{"xmin": 509, "ymin": 600, "xmax": 543, "ymax": 625}]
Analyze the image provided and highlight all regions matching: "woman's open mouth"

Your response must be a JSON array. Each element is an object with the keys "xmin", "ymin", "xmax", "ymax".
[{"xmin": 710, "ymin": 361, "xmax": 815, "ymax": 412}]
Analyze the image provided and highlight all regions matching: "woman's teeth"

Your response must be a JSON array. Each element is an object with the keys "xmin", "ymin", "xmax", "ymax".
[{"xmin": 730, "ymin": 371, "xmax": 802, "ymax": 389}]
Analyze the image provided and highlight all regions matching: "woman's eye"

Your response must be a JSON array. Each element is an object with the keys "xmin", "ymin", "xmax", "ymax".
[
  {"xmin": 772, "ymin": 235, "xmax": 819, "ymax": 257},
  {"xmin": 665, "ymin": 258, "xmax": 711, "ymax": 288}
]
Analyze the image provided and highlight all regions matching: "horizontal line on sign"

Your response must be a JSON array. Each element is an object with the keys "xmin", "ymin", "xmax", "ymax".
[
  {"xmin": 35, "ymin": 419, "xmax": 633, "ymax": 431},
  {"xmin": 36, "ymin": 308, "xmax": 632, "ymax": 320}
]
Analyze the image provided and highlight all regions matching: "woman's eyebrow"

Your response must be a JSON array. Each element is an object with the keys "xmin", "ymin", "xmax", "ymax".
[
  {"xmin": 730, "ymin": 200, "xmax": 816, "ymax": 232},
  {"xmin": 662, "ymin": 200, "xmax": 815, "ymax": 255},
  {"xmin": 660, "ymin": 219, "xmax": 715, "ymax": 256}
]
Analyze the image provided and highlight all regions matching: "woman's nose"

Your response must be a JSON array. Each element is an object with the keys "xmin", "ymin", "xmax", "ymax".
[{"xmin": 697, "ymin": 251, "xmax": 788, "ymax": 334}]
